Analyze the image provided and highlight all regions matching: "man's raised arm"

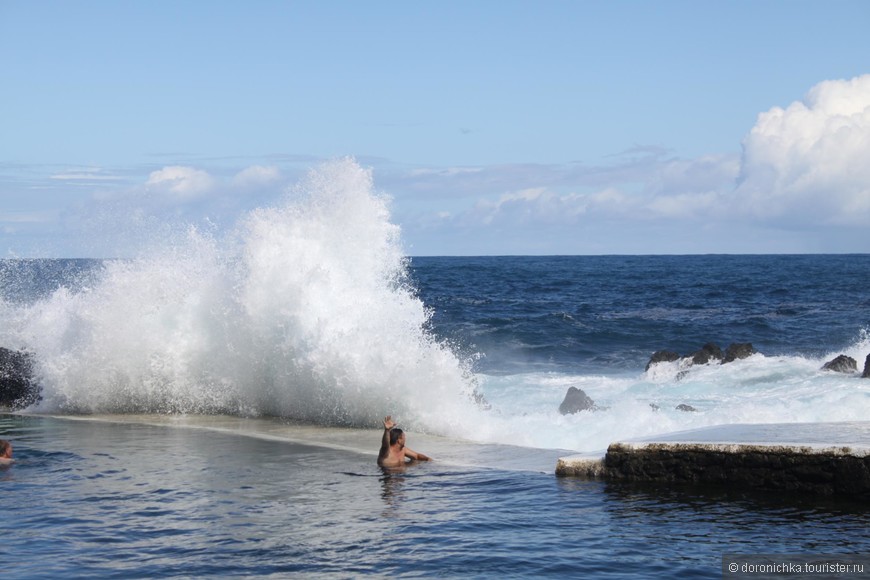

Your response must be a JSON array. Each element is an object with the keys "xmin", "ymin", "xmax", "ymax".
[{"xmin": 379, "ymin": 415, "xmax": 395, "ymax": 461}]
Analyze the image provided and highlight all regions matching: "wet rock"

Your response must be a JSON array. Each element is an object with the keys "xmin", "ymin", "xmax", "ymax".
[
  {"xmin": 676, "ymin": 404, "xmax": 697, "ymax": 412},
  {"xmin": 645, "ymin": 350, "xmax": 680, "ymax": 372},
  {"xmin": 648, "ymin": 342, "xmax": 762, "ymax": 374},
  {"xmin": 690, "ymin": 343, "xmax": 723, "ymax": 365},
  {"xmin": 723, "ymin": 343, "xmax": 757, "ymax": 364},
  {"xmin": 862, "ymin": 354, "xmax": 870, "ymax": 379},
  {"xmin": 822, "ymin": 354, "xmax": 857, "ymax": 374},
  {"xmin": 0, "ymin": 347, "xmax": 39, "ymax": 409},
  {"xmin": 559, "ymin": 386, "xmax": 596, "ymax": 415}
]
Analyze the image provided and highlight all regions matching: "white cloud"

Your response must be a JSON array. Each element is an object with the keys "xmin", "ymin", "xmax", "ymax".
[
  {"xmin": 402, "ymin": 76, "xmax": 870, "ymax": 245},
  {"xmin": 232, "ymin": 165, "xmax": 281, "ymax": 188},
  {"xmin": 50, "ymin": 168, "xmax": 122, "ymax": 181},
  {"xmin": 646, "ymin": 191, "xmax": 721, "ymax": 219},
  {"xmin": 408, "ymin": 166, "xmax": 484, "ymax": 178},
  {"xmin": 467, "ymin": 186, "xmax": 636, "ymax": 228},
  {"xmin": 734, "ymin": 74, "xmax": 870, "ymax": 224},
  {"xmin": 649, "ymin": 154, "xmax": 740, "ymax": 196},
  {"xmin": 428, "ymin": 151, "xmax": 740, "ymax": 231},
  {"xmin": 588, "ymin": 187, "xmax": 631, "ymax": 209},
  {"xmin": 146, "ymin": 166, "xmax": 216, "ymax": 199}
]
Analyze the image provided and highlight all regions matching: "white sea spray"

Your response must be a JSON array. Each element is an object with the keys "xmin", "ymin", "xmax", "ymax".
[{"xmin": 7, "ymin": 159, "xmax": 484, "ymax": 433}]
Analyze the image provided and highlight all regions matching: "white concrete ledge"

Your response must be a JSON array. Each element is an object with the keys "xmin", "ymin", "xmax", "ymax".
[{"xmin": 556, "ymin": 422, "xmax": 870, "ymax": 496}]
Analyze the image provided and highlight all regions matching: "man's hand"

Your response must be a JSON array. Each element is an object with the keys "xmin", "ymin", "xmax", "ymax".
[{"xmin": 383, "ymin": 416, "xmax": 396, "ymax": 430}]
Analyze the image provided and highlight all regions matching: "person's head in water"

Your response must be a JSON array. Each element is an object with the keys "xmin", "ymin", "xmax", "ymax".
[
  {"xmin": 378, "ymin": 415, "xmax": 431, "ymax": 467},
  {"xmin": 0, "ymin": 439, "xmax": 11, "ymax": 459},
  {"xmin": 389, "ymin": 428, "xmax": 405, "ymax": 448}
]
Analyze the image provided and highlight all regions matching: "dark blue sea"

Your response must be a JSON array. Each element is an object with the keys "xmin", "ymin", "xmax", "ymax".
[{"xmin": 1, "ymin": 167, "xmax": 869, "ymax": 578}]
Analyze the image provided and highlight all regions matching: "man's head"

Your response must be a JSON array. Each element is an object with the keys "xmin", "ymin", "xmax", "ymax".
[
  {"xmin": 389, "ymin": 428, "xmax": 405, "ymax": 448},
  {"xmin": 0, "ymin": 439, "xmax": 11, "ymax": 459}
]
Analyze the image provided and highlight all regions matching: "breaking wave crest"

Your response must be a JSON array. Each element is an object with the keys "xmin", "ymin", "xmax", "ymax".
[{"xmin": 6, "ymin": 159, "xmax": 482, "ymax": 431}]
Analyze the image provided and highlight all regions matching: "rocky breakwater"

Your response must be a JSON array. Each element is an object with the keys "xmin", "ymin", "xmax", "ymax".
[
  {"xmin": 0, "ymin": 347, "xmax": 39, "ymax": 410},
  {"xmin": 557, "ymin": 441, "xmax": 870, "ymax": 497}
]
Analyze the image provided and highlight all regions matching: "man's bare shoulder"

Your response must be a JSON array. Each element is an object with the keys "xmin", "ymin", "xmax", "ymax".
[{"xmin": 378, "ymin": 449, "xmax": 405, "ymax": 468}]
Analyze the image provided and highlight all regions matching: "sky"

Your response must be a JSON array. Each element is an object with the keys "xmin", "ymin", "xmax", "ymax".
[{"xmin": 2, "ymin": 1, "xmax": 869, "ymax": 257}]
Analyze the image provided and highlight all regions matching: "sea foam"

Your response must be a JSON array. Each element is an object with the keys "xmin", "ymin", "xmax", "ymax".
[{"xmin": 473, "ymin": 345, "xmax": 870, "ymax": 452}]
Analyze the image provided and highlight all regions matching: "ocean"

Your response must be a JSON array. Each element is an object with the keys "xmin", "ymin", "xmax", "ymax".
[{"xmin": 2, "ymin": 162, "xmax": 869, "ymax": 577}]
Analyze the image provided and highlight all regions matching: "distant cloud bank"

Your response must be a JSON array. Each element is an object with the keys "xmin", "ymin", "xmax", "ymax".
[
  {"xmin": 389, "ymin": 75, "xmax": 870, "ymax": 253},
  {"xmin": 2, "ymin": 76, "xmax": 868, "ymax": 256}
]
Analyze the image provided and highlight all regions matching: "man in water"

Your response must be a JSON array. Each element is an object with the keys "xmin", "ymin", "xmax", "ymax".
[
  {"xmin": 377, "ymin": 416, "xmax": 431, "ymax": 468},
  {"xmin": 0, "ymin": 439, "xmax": 12, "ymax": 465}
]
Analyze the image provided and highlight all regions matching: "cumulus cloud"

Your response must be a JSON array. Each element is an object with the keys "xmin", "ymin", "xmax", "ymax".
[
  {"xmin": 734, "ymin": 74, "xmax": 870, "ymax": 224},
  {"xmin": 401, "ymin": 75, "xmax": 870, "ymax": 250},
  {"xmin": 232, "ymin": 165, "xmax": 281, "ymax": 188},
  {"xmin": 146, "ymin": 166, "xmax": 216, "ymax": 199}
]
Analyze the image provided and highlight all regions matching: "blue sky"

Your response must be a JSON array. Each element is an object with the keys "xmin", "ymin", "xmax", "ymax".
[{"xmin": 2, "ymin": 1, "xmax": 869, "ymax": 257}]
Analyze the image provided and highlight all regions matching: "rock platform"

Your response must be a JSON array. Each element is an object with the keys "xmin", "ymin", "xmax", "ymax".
[{"xmin": 556, "ymin": 422, "xmax": 870, "ymax": 496}]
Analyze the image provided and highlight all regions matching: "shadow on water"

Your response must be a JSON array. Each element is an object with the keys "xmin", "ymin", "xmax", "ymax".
[
  {"xmin": 558, "ymin": 477, "xmax": 870, "ymax": 555},
  {"xmin": 583, "ymin": 478, "xmax": 870, "ymax": 516},
  {"xmin": 337, "ymin": 466, "xmax": 418, "ymax": 513},
  {"xmin": 379, "ymin": 467, "xmax": 409, "ymax": 515}
]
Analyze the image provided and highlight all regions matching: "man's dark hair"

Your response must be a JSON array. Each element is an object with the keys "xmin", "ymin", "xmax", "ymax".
[{"xmin": 389, "ymin": 428, "xmax": 403, "ymax": 446}]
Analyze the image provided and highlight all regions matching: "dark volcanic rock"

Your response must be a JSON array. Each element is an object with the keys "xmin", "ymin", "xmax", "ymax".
[
  {"xmin": 822, "ymin": 354, "xmax": 857, "ymax": 374},
  {"xmin": 645, "ymin": 350, "xmax": 680, "ymax": 372},
  {"xmin": 690, "ymin": 343, "xmax": 723, "ymax": 365},
  {"xmin": 0, "ymin": 347, "xmax": 39, "ymax": 409},
  {"xmin": 864, "ymin": 354, "xmax": 870, "ymax": 379},
  {"xmin": 648, "ymin": 342, "xmax": 761, "ymax": 374},
  {"xmin": 723, "ymin": 342, "xmax": 757, "ymax": 363},
  {"xmin": 559, "ymin": 386, "xmax": 596, "ymax": 415},
  {"xmin": 675, "ymin": 404, "xmax": 697, "ymax": 412},
  {"xmin": 588, "ymin": 442, "xmax": 870, "ymax": 496}
]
